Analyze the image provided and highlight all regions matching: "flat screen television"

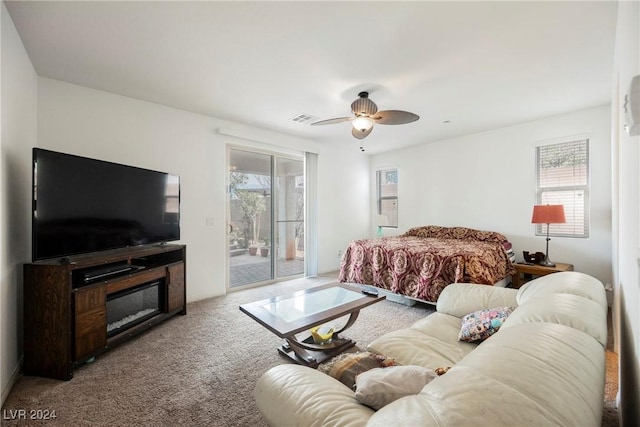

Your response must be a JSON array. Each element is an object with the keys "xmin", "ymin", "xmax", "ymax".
[{"xmin": 32, "ymin": 148, "xmax": 180, "ymax": 261}]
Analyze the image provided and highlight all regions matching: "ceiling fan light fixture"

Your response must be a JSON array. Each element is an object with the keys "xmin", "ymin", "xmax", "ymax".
[
  {"xmin": 351, "ymin": 92, "xmax": 378, "ymax": 116},
  {"xmin": 352, "ymin": 116, "xmax": 374, "ymax": 132},
  {"xmin": 313, "ymin": 91, "xmax": 418, "ymax": 145}
]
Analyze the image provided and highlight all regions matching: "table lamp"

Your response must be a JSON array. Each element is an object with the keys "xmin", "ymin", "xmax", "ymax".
[
  {"xmin": 375, "ymin": 214, "xmax": 388, "ymax": 238},
  {"xmin": 531, "ymin": 204, "xmax": 566, "ymax": 267}
]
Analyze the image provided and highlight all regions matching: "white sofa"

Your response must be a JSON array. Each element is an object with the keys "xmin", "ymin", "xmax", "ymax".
[{"xmin": 254, "ymin": 271, "xmax": 608, "ymax": 426}]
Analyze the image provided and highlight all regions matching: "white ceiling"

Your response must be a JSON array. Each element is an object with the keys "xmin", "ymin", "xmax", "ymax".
[{"xmin": 5, "ymin": 1, "xmax": 618, "ymax": 154}]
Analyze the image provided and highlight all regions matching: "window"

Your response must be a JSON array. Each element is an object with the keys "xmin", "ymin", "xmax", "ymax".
[
  {"xmin": 165, "ymin": 175, "xmax": 180, "ymax": 213},
  {"xmin": 376, "ymin": 169, "xmax": 398, "ymax": 227},
  {"xmin": 535, "ymin": 139, "xmax": 589, "ymax": 237}
]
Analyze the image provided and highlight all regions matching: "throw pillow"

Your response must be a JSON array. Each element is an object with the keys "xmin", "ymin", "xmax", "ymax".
[
  {"xmin": 354, "ymin": 365, "xmax": 437, "ymax": 410},
  {"xmin": 318, "ymin": 351, "xmax": 397, "ymax": 389},
  {"xmin": 458, "ymin": 306, "xmax": 515, "ymax": 342}
]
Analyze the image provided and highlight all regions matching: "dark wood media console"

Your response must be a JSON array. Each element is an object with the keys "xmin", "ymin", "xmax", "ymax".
[{"xmin": 23, "ymin": 244, "xmax": 186, "ymax": 380}]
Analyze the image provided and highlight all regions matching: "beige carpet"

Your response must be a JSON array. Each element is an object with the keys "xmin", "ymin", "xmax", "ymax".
[
  {"xmin": 2, "ymin": 275, "xmax": 619, "ymax": 426},
  {"xmin": 1, "ymin": 276, "xmax": 431, "ymax": 426}
]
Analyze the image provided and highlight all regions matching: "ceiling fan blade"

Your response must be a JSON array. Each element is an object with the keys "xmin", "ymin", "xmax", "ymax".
[
  {"xmin": 373, "ymin": 110, "xmax": 420, "ymax": 125},
  {"xmin": 352, "ymin": 126, "xmax": 373, "ymax": 140},
  {"xmin": 310, "ymin": 117, "xmax": 352, "ymax": 126}
]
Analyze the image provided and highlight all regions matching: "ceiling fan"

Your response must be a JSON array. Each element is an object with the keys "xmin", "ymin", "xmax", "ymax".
[{"xmin": 311, "ymin": 91, "xmax": 419, "ymax": 141}]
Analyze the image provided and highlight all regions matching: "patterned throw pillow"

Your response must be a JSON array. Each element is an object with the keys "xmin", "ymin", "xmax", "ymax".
[
  {"xmin": 318, "ymin": 351, "xmax": 397, "ymax": 389},
  {"xmin": 458, "ymin": 307, "xmax": 515, "ymax": 342}
]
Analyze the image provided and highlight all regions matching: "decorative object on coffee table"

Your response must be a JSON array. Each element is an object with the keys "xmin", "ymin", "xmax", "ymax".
[{"xmin": 310, "ymin": 324, "xmax": 334, "ymax": 344}]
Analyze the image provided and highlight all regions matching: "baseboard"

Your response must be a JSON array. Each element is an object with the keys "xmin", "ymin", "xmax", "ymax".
[{"xmin": 1, "ymin": 356, "xmax": 23, "ymax": 407}]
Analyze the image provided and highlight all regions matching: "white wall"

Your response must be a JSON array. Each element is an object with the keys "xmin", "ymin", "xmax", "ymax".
[
  {"xmin": 37, "ymin": 77, "xmax": 370, "ymax": 302},
  {"xmin": 0, "ymin": 6, "xmax": 370, "ymax": 399},
  {"xmin": 370, "ymin": 105, "xmax": 612, "ymax": 285},
  {"xmin": 317, "ymin": 150, "xmax": 370, "ymax": 270},
  {"xmin": 1, "ymin": 2, "xmax": 38, "ymax": 404},
  {"xmin": 611, "ymin": 1, "xmax": 640, "ymax": 424}
]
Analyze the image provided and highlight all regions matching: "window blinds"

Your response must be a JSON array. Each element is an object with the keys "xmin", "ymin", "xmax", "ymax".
[
  {"xmin": 377, "ymin": 169, "xmax": 398, "ymax": 228},
  {"xmin": 536, "ymin": 139, "xmax": 589, "ymax": 237}
]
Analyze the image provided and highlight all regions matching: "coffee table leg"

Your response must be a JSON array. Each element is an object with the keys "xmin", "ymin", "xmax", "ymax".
[
  {"xmin": 278, "ymin": 310, "xmax": 361, "ymax": 368},
  {"xmin": 280, "ymin": 336, "xmax": 356, "ymax": 368},
  {"xmin": 281, "ymin": 339, "xmax": 320, "ymax": 367},
  {"xmin": 334, "ymin": 311, "xmax": 360, "ymax": 334}
]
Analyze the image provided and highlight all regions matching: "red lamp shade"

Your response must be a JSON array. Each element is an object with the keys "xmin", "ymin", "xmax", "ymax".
[{"xmin": 531, "ymin": 205, "xmax": 566, "ymax": 224}]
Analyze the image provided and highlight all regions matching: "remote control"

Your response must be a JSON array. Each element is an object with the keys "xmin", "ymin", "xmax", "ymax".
[{"xmin": 362, "ymin": 288, "xmax": 379, "ymax": 296}]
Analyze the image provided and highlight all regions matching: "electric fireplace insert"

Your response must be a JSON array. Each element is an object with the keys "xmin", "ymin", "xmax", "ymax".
[{"xmin": 106, "ymin": 281, "xmax": 162, "ymax": 337}]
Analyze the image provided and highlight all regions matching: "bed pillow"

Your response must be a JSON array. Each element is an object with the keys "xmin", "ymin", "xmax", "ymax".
[
  {"xmin": 458, "ymin": 306, "xmax": 515, "ymax": 342},
  {"xmin": 402, "ymin": 225, "xmax": 509, "ymax": 245},
  {"xmin": 354, "ymin": 365, "xmax": 437, "ymax": 410},
  {"xmin": 318, "ymin": 351, "xmax": 397, "ymax": 389}
]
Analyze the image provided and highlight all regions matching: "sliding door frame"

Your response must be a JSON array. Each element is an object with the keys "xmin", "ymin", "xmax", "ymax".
[{"xmin": 226, "ymin": 145, "xmax": 308, "ymax": 291}]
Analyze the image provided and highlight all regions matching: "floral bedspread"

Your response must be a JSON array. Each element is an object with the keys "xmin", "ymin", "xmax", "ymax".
[{"xmin": 338, "ymin": 226, "xmax": 516, "ymax": 303}]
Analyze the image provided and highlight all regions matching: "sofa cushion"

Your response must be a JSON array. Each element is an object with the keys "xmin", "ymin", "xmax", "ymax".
[
  {"xmin": 458, "ymin": 306, "xmax": 515, "ymax": 342},
  {"xmin": 517, "ymin": 271, "xmax": 606, "ymax": 309},
  {"xmin": 437, "ymin": 283, "xmax": 518, "ymax": 318},
  {"xmin": 502, "ymin": 293, "xmax": 607, "ymax": 346},
  {"xmin": 367, "ymin": 322, "xmax": 605, "ymax": 427},
  {"xmin": 367, "ymin": 312, "xmax": 476, "ymax": 367},
  {"xmin": 354, "ymin": 365, "xmax": 437, "ymax": 410}
]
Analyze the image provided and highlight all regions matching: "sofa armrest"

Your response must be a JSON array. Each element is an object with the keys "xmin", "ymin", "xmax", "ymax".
[
  {"xmin": 436, "ymin": 283, "xmax": 518, "ymax": 318},
  {"xmin": 255, "ymin": 364, "xmax": 374, "ymax": 427}
]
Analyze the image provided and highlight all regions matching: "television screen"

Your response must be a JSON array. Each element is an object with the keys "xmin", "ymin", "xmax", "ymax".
[{"xmin": 32, "ymin": 148, "xmax": 180, "ymax": 261}]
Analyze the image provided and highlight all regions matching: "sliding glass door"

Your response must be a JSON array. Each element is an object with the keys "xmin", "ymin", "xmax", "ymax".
[{"xmin": 228, "ymin": 148, "xmax": 304, "ymax": 288}]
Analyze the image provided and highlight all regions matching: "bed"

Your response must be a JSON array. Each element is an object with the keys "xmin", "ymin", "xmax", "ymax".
[{"xmin": 338, "ymin": 225, "xmax": 516, "ymax": 304}]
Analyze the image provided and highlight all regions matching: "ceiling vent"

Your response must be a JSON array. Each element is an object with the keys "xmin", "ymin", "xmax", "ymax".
[{"xmin": 289, "ymin": 113, "xmax": 317, "ymax": 125}]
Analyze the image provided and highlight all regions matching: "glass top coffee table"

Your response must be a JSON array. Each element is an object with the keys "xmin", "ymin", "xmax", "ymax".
[{"xmin": 240, "ymin": 283, "xmax": 385, "ymax": 367}]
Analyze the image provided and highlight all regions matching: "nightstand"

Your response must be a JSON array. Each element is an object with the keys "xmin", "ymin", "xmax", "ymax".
[{"xmin": 511, "ymin": 262, "xmax": 574, "ymax": 289}]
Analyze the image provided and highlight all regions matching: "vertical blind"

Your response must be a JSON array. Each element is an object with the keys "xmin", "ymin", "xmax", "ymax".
[
  {"xmin": 536, "ymin": 139, "xmax": 589, "ymax": 237},
  {"xmin": 304, "ymin": 152, "xmax": 318, "ymax": 277}
]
